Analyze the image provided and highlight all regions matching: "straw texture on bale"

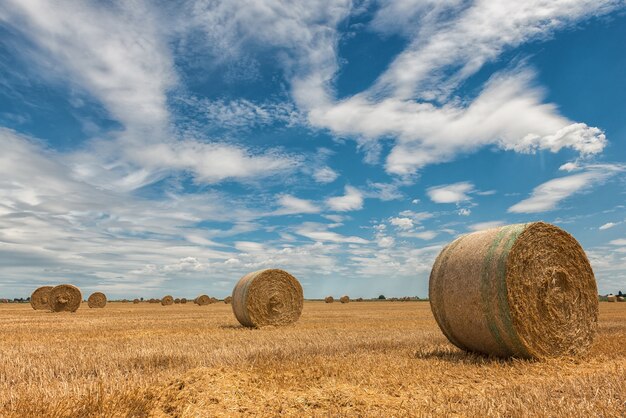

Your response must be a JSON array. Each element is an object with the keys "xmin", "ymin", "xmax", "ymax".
[
  {"xmin": 161, "ymin": 295, "xmax": 174, "ymax": 306},
  {"xmin": 223, "ymin": 296, "xmax": 232, "ymax": 304},
  {"xmin": 429, "ymin": 222, "xmax": 598, "ymax": 359},
  {"xmin": 340, "ymin": 295, "xmax": 350, "ymax": 304},
  {"xmin": 195, "ymin": 295, "xmax": 211, "ymax": 306},
  {"xmin": 30, "ymin": 286, "xmax": 53, "ymax": 311},
  {"xmin": 87, "ymin": 292, "xmax": 107, "ymax": 308},
  {"xmin": 325, "ymin": 296, "xmax": 334, "ymax": 303},
  {"xmin": 49, "ymin": 284, "xmax": 82, "ymax": 312},
  {"xmin": 232, "ymin": 269, "xmax": 303, "ymax": 328},
  {"xmin": 607, "ymin": 294, "xmax": 617, "ymax": 302}
]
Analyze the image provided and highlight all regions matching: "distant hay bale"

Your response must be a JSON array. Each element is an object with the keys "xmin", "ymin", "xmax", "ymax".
[
  {"xmin": 429, "ymin": 222, "xmax": 598, "ymax": 359},
  {"xmin": 607, "ymin": 294, "xmax": 617, "ymax": 302},
  {"xmin": 195, "ymin": 295, "xmax": 211, "ymax": 306},
  {"xmin": 49, "ymin": 284, "xmax": 82, "ymax": 312},
  {"xmin": 30, "ymin": 286, "xmax": 53, "ymax": 311},
  {"xmin": 324, "ymin": 296, "xmax": 334, "ymax": 303},
  {"xmin": 133, "ymin": 299, "xmax": 140, "ymax": 304},
  {"xmin": 232, "ymin": 269, "xmax": 303, "ymax": 328},
  {"xmin": 210, "ymin": 297, "xmax": 218, "ymax": 304},
  {"xmin": 87, "ymin": 292, "xmax": 107, "ymax": 308},
  {"xmin": 618, "ymin": 296, "xmax": 625, "ymax": 302},
  {"xmin": 340, "ymin": 295, "xmax": 350, "ymax": 304},
  {"xmin": 224, "ymin": 296, "xmax": 232, "ymax": 304},
  {"xmin": 180, "ymin": 298, "xmax": 187, "ymax": 304},
  {"xmin": 161, "ymin": 295, "xmax": 174, "ymax": 306},
  {"xmin": 356, "ymin": 297, "xmax": 364, "ymax": 302},
  {"xmin": 174, "ymin": 298, "xmax": 181, "ymax": 304}
]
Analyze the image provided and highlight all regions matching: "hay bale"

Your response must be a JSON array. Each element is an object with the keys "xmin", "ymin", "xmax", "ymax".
[
  {"xmin": 210, "ymin": 297, "xmax": 218, "ymax": 304},
  {"xmin": 324, "ymin": 296, "xmax": 334, "ymax": 303},
  {"xmin": 180, "ymin": 298, "xmax": 187, "ymax": 304},
  {"xmin": 161, "ymin": 295, "xmax": 174, "ymax": 306},
  {"xmin": 87, "ymin": 292, "xmax": 107, "ymax": 308},
  {"xmin": 607, "ymin": 294, "xmax": 617, "ymax": 302},
  {"xmin": 30, "ymin": 286, "xmax": 53, "ymax": 311},
  {"xmin": 618, "ymin": 296, "xmax": 625, "ymax": 302},
  {"xmin": 49, "ymin": 284, "xmax": 82, "ymax": 312},
  {"xmin": 356, "ymin": 297, "xmax": 364, "ymax": 302},
  {"xmin": 232, "ymin": 269, "xmax": 303, "ymax": 328},
  {"xmin": 133, "ymin": 299, "xmax": 140, "ymax": 304},
  {"xmin": 339, "ymin": 295, "xmax": 350, "ymax": 304},
  {"xmin": 174, "ymin": 298, "xmax": 181, "ymax": 304},
  {"xmin": 429, "ymin": 222, "xmax": 598, "ymax": 359},
  {"xmin": 195, "ymin": 295, "xmax": 211, "ymax": 306},
  {"xmin": 224, "ymin": 296, "xmax": 232, "ymax": 304}
]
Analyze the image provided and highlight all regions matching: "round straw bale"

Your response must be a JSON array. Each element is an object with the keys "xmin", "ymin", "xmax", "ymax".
[
  {"xmin": 30, "ymin": 286, "xmax": 53, "ymax": 310},
  {"xmin": 195, "ymin": 295, "xmax": 211, "ymax": 306},
  {"xmin": 339, "ymin": 295, "xmax": 350, "ymax": 304},
  {"xmin": 429, "ymin": 222, "xmax": 598, "ymax": 359},
  {"xmin": 49, "ymin": 284, "xmax": 82, "ymax": 312},
  {"xmin": 618, "ymin": 296, "xmax": 625, "ymax": 302},
  {"xmin": 133, "ymin": 299, "xmax": 140, "ymax": 304},
  {"xmin": 356, "ymin": 297, "xmax": 364, "ymax": 302},
  {"xmin": 87, "ymin": 292, "xmax": 107, "ymax": 308},
  {"xmin": 174, "ymin": 298, "xmax": 181, "ymax": 304},
  {"xmin": 224, "ymin": 296, "xmax": 232, "ymax": 304},
  {"xmin": 607, "ymin": 294, "xmax": 617, "ymax": 302},
  {"xmin": 161, "ymin": 295, "xmax": 174, "ymax": 306},
  {"xmin": 232, "ymin": 269, "xmax": 303, "ymax": 328},
  {"xmin": 324, "ymin": 296, "xmax": 334, "ymax": 303},
  {"xmin": 210, "ymin": 297, "xmax": 218, "ymax": 304},
  {"xmin": 180, "ymin": 298, "xmax": 187, "ymax": 304}
]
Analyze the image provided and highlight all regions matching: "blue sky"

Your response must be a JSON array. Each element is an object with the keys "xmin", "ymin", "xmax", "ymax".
[{"xmin": 0, "ymin": 1, "xmax": 624, "ymax": 299}]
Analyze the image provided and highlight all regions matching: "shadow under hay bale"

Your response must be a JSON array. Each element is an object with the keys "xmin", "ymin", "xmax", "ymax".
[
  {"xmin": 30, "ymin": 286, "xmax": 53, "ymax": 311},
  {"xmin": 324, "ymin": 296, "xmax": 334, "ymax": 303},
  {"xmin": 232, "ymin": 269, "xmax": 303, "ymax": 328},
  {"xmin": 340, "ymin": 295, "xmax": 350, "ymax": 304},
  {"xmin": 49, "ymin": 284, "xmax": 82, "ymax": 312},
  {"xmin": 429, "ymin": 222, "xmax": 598, "ymax": 359},
  {"xmin": 87, "ymin": 292, "xmax": 107, "ymax": 308},
  {"xmin": 161, "ymin": 295, "xmax": 174, "ymax": 306}
]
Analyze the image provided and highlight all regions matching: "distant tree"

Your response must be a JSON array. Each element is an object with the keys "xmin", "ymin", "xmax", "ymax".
[
  {"xmin": 140, "ymin": 297, "xmax": 144, "ymax": 301},
  {"xmin": 378, "ymin": 295, "xmax": 386, "ymax": 300},
  {"xmin": 619, "ymin": 291, "xmax": 623, "ymax": 297}
]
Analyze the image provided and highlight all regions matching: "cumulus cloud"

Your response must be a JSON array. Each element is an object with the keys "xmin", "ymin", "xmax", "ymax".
[
  {"xmin": 313, "ymin": 166, "xmax": 339, "ymax": 183},
  {"xmin": 295, "ymin": 223, "xmax": 368, "ymax": 244},
  {"xmin": 389, "ymin": 217, "xmax": 414, "ymax": 230},
  {"xmin": 326, "ymin": 186, "xmax": 364, "ymax": 211},
  {"xmin": 427, "ymin": 182, "xmax": 474, "ymax": 204},
  {"xmin": 468, "ymin": 221, "xmax": 506, "ymax": 231},
  {"xmin": 599, "ymin": 222, "xmax": 619, "ymax": 230},
  {"xmin": 274, "ymin": 194, "xmax": 320, "ymax": 215}
]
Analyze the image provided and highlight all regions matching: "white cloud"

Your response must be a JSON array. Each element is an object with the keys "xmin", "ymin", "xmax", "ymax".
[
  {"xmin": 609, "ymin": 239, "xmax": 626, "ymax": 246},
  {"xmin": 295, "ymin": 223, "xmax": 368, "ymax": 244},
  {"xmin": 399, "ymin": 230, "xmax": 439, "ymax": 240},
  {"xmin": 389, "ymin": 217, "xmax": 414, "ymax": 230},
  {"xmin": 468, "ymin": 221, "xmax": 506, "ymax": 231},
  {"xmin": 274, "ymin": 194, "xmax": 320, "ymax": 215},
  {"xmin": 599, "ymin": 222, "xmax": 619, "ymax": 230},
  {"xmin": 427, "ymin": 182, "xmax": 474, "ymax": 204},
  {"xmin": 508, "ymin": 165, "xmax": 623, "ymax": 213},
  {"xmin": 326, "ymin": 186, "xmax": 364, "ymax": 212},
  {"xmin": 458, "ymin": 208, "xmax": 471, "ymax": 216},
  {"xmin": 313, "ymin": 166, "xmax": 339, "ymax": 183},
  {"xmin": 376, "ymin": 235, "xmax": 395, "ymax": 248}
]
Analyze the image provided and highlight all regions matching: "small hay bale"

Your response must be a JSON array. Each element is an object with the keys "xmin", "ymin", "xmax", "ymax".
[
  {"xmin": 210, "ymin": 297, "xmax": 218, "ymax": 304},
  {"xmin": 429, "ymin": 222, "xmax": 598, "ymax": 359},
  {"xmin": 340, "ymin": 295, "xmax": 350, "ymax": 304},
  {"xmin": 180, "ymin": 298, "xmax": 187, "ymax": 304},
  {"xmin": 195, "ymin": 295, "xmax": 211, "ymax": 306},
  {"xmin": 161, "ymin": 295, "xmax": 174, "ymax": 306},
  {"xmin": 224, "ymin": 296, "xmax": 232, "ymax": 304},
  {"xmin": 30, "ymin": 286, "xmax": 53, "ymax": 311},
  {"xmin": 87, "ymin": 292, "xmax": 107, "ymax": 308},
  {"xmin": 133, "ymin": 299, "xmax": 140, "ymax": 304},
  {"xmin": 174, "ymin": 298, "xmax": 181, "ymax": 304},
  {"xmin": 232, "ymin": 268, "xmax": 303, "ymax": 328},
  {"xmin": 607, "ymin": 294, "xmax": 617, "ymax": 302},
  {"xmin": 356, "ymin": 297, "xmax": 364, "ymax": 302},
  {"xmin": 324, "ymin": 296, "xmax": 334, "ymax": 303},
  {"xmin": 49, "ymin": 284, "xmax": 82, "ymax": 312},
  {"xmin": 618, "ymin": 296, "xmax": 625, "ymax": 302}
]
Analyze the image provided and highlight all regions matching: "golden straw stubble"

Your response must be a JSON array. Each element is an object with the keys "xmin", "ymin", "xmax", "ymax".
[
  {"xmin": 87, "ymin": 292, "xmax": 107, "ymax": 308},
  {"xmin": 429, "ymin": 222, "xmax": 598, "ymax": 359},
  {"xmin": 30, "ymin": 286, "xmax": 53, "ymax": 310},
  {"xmin": 232, "ymin": 269, "xmax": 304, "ymax": 328},
  {"xmin": 49, "ymin": 284, "xmax": 82, "ymax": 312},
  {"xmin": 161, "ymin": 295, "xmax": 174, "ymax": 306}
]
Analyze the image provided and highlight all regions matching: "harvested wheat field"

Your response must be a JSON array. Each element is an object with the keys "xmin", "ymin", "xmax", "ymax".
[{"xmin": 0, "ymin": 302, "xmax": 624, "ymax": 417}]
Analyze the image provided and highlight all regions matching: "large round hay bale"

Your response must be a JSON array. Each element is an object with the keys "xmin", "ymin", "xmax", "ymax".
[
  {"xmin": 224, "ymin": 296, "xmax": 232, "ymax": 304},
  {"xmin": 429, "ymin": 222, "xmax": 598, "ymax": 359},
  {"xmin": 180, "ymin": 298, "xmax": 187, "ymax": 304},
  {"xmin": 161, "ymin": 295, "xmax": 174, "ymax": 306},
  {"xmin": 30, "ymin": 286, "xmax": 53, "ymax": 310},
  {"xmin": 339, "ymin": 295, "xmax": 350, "ymax": 304},
  {"xmin": 232, "ymin": 269, "xmax": 303, "ymax": 328},
  {"xmin": 324, "ymin": 296, "xmax": 334, "ymax": 303},
  {"xmin": 195, "ymin": 295, "xmax": 211, "ymax": 306},
  {"xmin": 49, "ymin": 284, "xmax": 82, "ymax": 312},
  {"xmin": 87, "ymin": 292, "xmax": 107, "ymax": 308},
  {"xmin": 607, "ymin": 294, "xmax": 617, "ymax": 302}
]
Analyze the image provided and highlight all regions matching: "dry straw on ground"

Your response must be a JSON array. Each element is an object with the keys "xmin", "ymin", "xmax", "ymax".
[
  {"xmin": 223, "ymin": 296, "xmax": 232, "ymax": 304},
  {"xmin": 340, "ymin": 295, "xmax": 350, "ymax": 304},
  {"xmin": 325, "ymin": 296, "xmax": 334, "ymax": 303},
  {"xmin": 161, "ymin": 296, "xmax": 174, "ymax": 306},
  {"xmin": 30, "ymin": 286, "xmax": 53, "ymax": 311},
  {"xmin": 49, "ymin": 284, "xmax": 82, "ymax": 313},
  {"xmin": 430, "ymin": 222, "xmax": 598, "ymax": 359},
  {"xmin": 232, "ymin": 268, "xmax": 304, "ymax": 328},
  {"xmin": 87, "ymin": 292, "xmax": 107, "ymax": 309},
  {"xmin": 195, "ymin": 295, "xmax": 211, "ymax": 306}
]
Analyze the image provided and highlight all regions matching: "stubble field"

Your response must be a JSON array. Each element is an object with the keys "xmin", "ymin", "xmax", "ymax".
[{"xmin": 0, "ymin": 301, "xmax": 624, "ymax": 417}]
